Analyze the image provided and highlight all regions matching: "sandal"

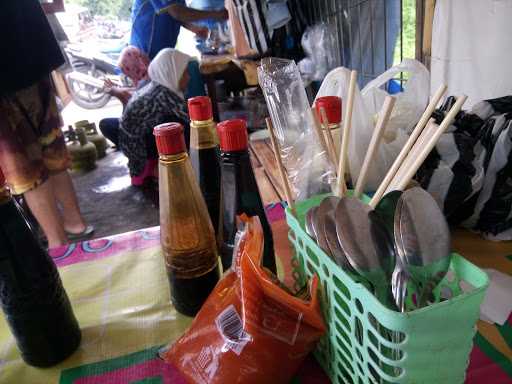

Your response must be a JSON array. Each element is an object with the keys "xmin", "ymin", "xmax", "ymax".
[
  {"xmin": 66, "ymin": 225, "xmax": 95, "ymax": 242},
  {"xmin": 132, "ymin": 159, "xmax": 158, "ymax": 186}
]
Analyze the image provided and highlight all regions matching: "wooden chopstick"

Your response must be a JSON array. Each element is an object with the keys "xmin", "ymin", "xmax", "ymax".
[
  {"xmin": 265, "ymin": 117, "xmax": 296, "ymax": 216},
  {"xmin": 395, "ymin": 95, "xmax": 468, "ymax": 191},
  {"xmin": 354, "ymin": 95, "xmax": 396, "ymax": 198},
  {"xmin": 319, "ymin": 106, "xmax": 339, "ymax": 166},
  {"xmin": 368, "ymin": 84, "xmax": 448, "ymax": 208},
  {"xmin": 386, "ymin": 118, "xmax": 437, "ymax": 193},
  {"xmin": 312, "ymin": 108, "xmax": 337, "ymax": 172},
  {"xmin": 336, "ymin": 70, "xmax": 358, "ymax": 197}
]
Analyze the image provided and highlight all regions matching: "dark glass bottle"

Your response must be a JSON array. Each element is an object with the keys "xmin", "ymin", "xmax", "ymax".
[
  {"xmin": 154, "ymin": 123, "xmax": 220, "ymax": 316},
  {"xmin": 0, "ymin": 170, "xmax": 81, "ymax": 367},
  {"xmin": 188, "ymin": 96, "xmax": 221, "ymax": 235},
  {"xmin": 216, "ymin": 119, "xmax": 276, "ymax": 273}
]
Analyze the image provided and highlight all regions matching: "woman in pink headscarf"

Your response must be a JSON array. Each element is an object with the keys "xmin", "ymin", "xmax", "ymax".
[
  {"xmin": 117, "ymin": 45, "xmax": 150, "ymax": 87},
  {"xmin": 99, "ymin": 46, "xmax": 150, "ymax": 150}
]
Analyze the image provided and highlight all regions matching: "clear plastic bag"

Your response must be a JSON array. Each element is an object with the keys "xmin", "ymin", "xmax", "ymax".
[
  {"xmin": 315, "ymin": 60, "xmax": 430, "ymax": 192},
  {"xmin": 299, "ymin": 23, "xmax": 336, "ymax": 82},
  {"xmin": 163, "ymin": 216, "xmax": 326, "ymax": 384},
  {"xmin": 258, "ymin": 57, "xmax": 336, "ymax": 201}
]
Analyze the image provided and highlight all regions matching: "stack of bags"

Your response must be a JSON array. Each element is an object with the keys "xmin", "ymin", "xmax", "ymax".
[{"xmin": 417, "ymin": 96, "xmax": 512, "ymax": 240}]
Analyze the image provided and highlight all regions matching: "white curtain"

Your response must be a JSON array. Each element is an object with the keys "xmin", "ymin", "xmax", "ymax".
[{"xmin": 431, "ymin": 0, "xmax": 512, "ymax": 108}]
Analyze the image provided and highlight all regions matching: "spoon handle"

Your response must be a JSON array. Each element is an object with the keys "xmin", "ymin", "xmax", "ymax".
[
  {"xmin": 336, "ymin": 70, "xmax": 358, "ymax": 198},
  {"xmin": 369, "ymin": 84, "xmax": 447, "ymax": 208},
  {"xmin": 395, "ymin": 95, "xmax": 467, "ymax": 191},
  {"xmin": 354, "ymin": 96, "xmax": 396, "ymax": 198}
]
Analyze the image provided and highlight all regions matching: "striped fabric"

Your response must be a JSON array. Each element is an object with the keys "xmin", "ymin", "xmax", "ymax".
[{"xmin": 232, "ymin": 0, "xmax": 271, "ymax": 55}]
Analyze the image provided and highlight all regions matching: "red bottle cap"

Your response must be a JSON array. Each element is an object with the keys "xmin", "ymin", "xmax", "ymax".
[
  {"xmin": 188, "ymin": 96, "xmax": 213, "ymax": 121},
  {"xmin": 216, "ymin": 119, "xmax": 248, "ymax": 152},
  {"xmin": 153, "ymin": 123, "xmax": 186, "ymax": 155},
  {"xmin": 315, "ymin": 96, "xmax": 342, "ymax": 124}
]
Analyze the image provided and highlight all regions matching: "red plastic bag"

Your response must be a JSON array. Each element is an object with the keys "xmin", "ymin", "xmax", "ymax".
[{"xmin": 163, "ymin": 216, "xmax": 326, "ymax": 384}]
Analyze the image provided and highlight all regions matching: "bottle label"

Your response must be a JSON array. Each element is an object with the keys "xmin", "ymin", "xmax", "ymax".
[{"xmin": 191, "ymin": 124, "xmax": 217, "ymax": 150}]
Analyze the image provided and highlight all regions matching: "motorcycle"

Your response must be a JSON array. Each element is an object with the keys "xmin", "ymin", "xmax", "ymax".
[{"xmin": 65, "ymin": 40, "xmax": 131, "ymax": 109}]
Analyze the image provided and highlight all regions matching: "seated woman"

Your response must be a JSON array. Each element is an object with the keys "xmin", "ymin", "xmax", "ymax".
[
  {"xmin": 119, "ymin": 48, "xmax": 192, "ymax": 186},
  {"xmin": 99, "ymin": 45, "xmax": 150, "ymax": 147},
  {"xmin": 100, "ymin": 46, "xmax": 205, "ymax": 149}
]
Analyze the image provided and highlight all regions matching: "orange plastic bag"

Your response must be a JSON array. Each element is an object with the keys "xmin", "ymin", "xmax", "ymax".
[{"xmin": 163, "ymin": 216, "xmax": 326, "ymax": 384}]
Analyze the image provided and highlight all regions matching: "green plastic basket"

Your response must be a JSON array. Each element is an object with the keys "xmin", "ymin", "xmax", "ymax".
[{"xmin": 286, "ymin": 194, "xmax": 489, "ymax": 384}]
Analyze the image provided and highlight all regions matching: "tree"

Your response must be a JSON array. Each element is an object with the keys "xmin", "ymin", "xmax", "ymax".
[
  {"xmin": 117, "ymin": 0, "xmax": 132, "ymax": 20},
  {"xmin": 65, "ymin": 0, "xmax": 132, "ymax": 20}
]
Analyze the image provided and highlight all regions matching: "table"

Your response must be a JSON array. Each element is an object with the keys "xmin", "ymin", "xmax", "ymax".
[
  {"xmin": 0, "ymin": 205, "xmax": 330, "ymax": 383},
  {"xmin": 0, "ymin": 210, "xmax": 509, "ymax": 383},
  {"xmin": 0, "ymin": 141, "xmax": 510, "ymax": 382}
]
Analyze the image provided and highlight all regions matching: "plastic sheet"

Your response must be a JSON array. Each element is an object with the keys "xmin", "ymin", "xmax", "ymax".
[
  {"xmin": 298, "ymin": 23, "xmax": 336, "ymax": 82},
  {"xmin": 258, "ymin": 57, "xmax": 336, "ymax": 201},
  {"xmin": 417, "ymin": 96, "xmax": 512, "ymax": 241},
  {"xmin": 164, "ymin": 216, "xmax": 326, "ymax": 384}
]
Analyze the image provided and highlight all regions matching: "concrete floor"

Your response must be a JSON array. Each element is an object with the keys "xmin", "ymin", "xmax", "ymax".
[
  {"xmin": 62, "ymin": 100, "xmax": 159, "ymax": 240},
  {"xmin": 70, "ymin": 150, "xmax": 159, "ymax": 240}
]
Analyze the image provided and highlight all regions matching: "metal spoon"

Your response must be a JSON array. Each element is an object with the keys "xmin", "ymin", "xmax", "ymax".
[
  {"xmin": 374, "ymin": 190, "xmax": 413, "ymax": 310},
  {"xmin": 334, "ymin": 197, "xmax": 393, "ymax": 307},
  {"xmin": 368, "ymin": 211, "xmax": 397, "ymax": 279},
  {"xmin": 313, "ymin": 197, "xmax": 338, "ymax": 256},
  {"xmin": 316, "ymin": 196, "xmax": 355, "ymax": 269},
  {"xmin": 394, "ymin": 187, "xmax": 451, "ymax": 307},
  {"xmin": 374, "ymin": 190, "xmax": 403, "ymax": 234},
  {"xmin": 305, "ymin": 207, "xmax": 318, "ymax": 240}
]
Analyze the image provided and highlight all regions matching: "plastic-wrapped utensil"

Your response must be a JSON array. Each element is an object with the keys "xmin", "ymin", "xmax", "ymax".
[{"xmin": 258, "ymin": 57, "xmax": 336, "ymax": 201}]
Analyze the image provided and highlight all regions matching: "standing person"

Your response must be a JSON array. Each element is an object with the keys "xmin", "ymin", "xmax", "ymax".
[
  {"xmin": 0, "ymin": 0, "xmax": 93, "ymax": 248},
  {"xmin": 130, "ymin": 0, "xmax": 228, "ymax": 59}
]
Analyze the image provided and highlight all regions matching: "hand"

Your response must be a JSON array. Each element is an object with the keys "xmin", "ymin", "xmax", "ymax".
[
  {"xmin": 195, "ymin": 27, "xmax": 209, "ymax": 39},
  {"xmin": 103, "ymin": 79, "xmax": 116, "ymax": 94},
  {"xmin": 104, "ymin": 78, "xmax": 115, "ymax": 89}
]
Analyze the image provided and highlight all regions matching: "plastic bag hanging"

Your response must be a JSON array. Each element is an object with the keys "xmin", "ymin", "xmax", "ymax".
[
  {"xmin": 258, "ymin": 57, "xmax": 336, "ymax": 201},
  {"xmin": 299, "ymin": 23, "xmax": 337, "ymax": 82},
  {"xmin": 315, "ymin": 60, "xmax": 430, "ymax": 192}
]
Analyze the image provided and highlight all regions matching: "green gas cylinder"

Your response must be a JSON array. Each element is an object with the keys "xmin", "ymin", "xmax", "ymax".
[
  {"xmin": 68, "ymin": 127, "xmax": 97, "ymax": 172},
  {"xmin": 84, "ymin": 122, "xmax": 108, "ymax": 158}
]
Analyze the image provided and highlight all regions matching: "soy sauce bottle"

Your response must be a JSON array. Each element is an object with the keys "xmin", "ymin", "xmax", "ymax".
[
  {"xmin": 188, "ymin": 96, "xmax": 221, "ymax": 235},
  {"xmin": 0, "ymin": 170, "xmax": 81, "ymax": 367},
  {"xmin": 216, "ymin": 119, "xmax": 276, "ymax": 273},
  {"xmin": 154, "ymin": 123, "xmax": 220, "ymax": 316}
]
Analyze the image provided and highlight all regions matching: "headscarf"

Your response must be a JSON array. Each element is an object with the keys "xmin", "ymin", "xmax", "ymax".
[
  {"xmin": 118, "ymin": 45, "xmax": 150, "ymax": 87},
  {"xmin": 148, "ymin": 48, "xmax": 192, "ymax": 97}
]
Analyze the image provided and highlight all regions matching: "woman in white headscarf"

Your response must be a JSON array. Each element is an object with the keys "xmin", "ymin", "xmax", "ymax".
[{"xmin": 119, "ymin": 48, "xmax": 194, "ymax": 186}]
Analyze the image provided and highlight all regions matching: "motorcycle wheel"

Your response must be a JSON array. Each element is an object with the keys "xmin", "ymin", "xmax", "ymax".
[{"xmin": 68, "ymin": 66, "xmax": 112, "ymax": 110}]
